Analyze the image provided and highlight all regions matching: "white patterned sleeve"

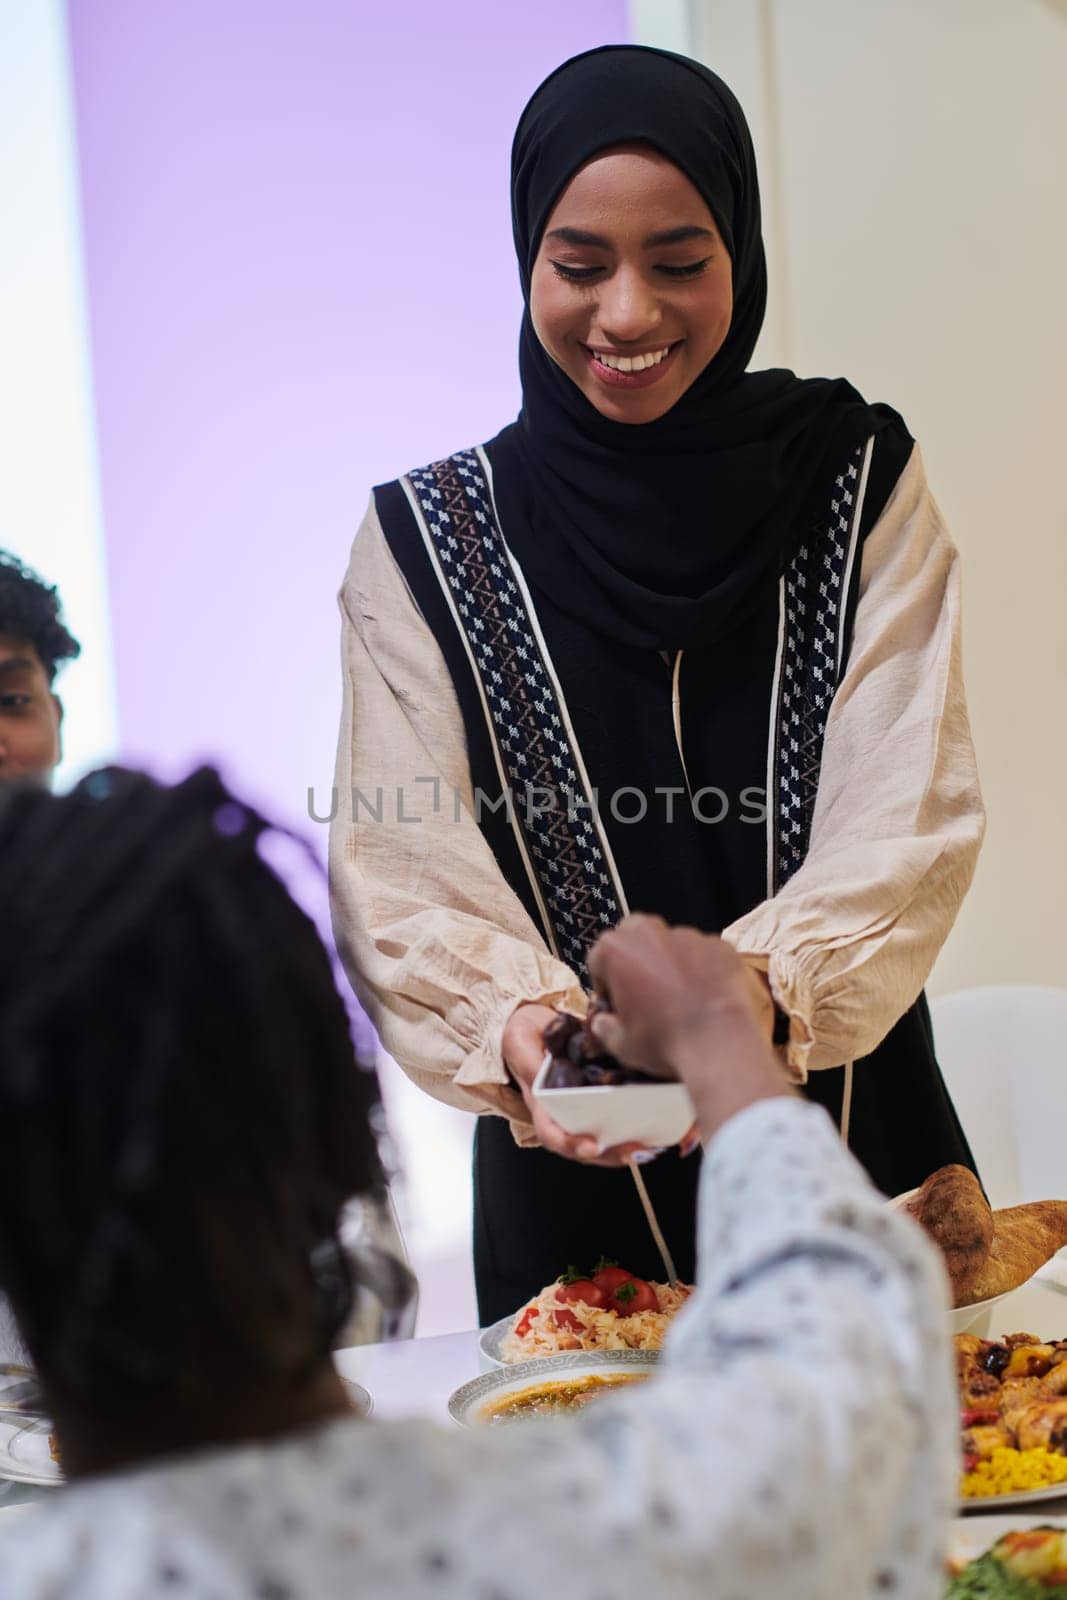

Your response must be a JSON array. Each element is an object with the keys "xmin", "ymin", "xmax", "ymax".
[
  {"xmin": 0, "ymin": 1103, "xmax": 957, "ymax": 1597},
  {"xmin": 380, "ymin": 1100, "xmax": 956, "ymax": 1600}
]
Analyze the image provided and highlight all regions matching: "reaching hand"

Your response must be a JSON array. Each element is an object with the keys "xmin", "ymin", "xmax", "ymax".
[
  {"xmin": 586, "ymin": 915, "xmax": 791, "ymax": 1142},
  {"xmin": 501, "ymin": 1001, "xmax": 652, "ymax": 1167}
]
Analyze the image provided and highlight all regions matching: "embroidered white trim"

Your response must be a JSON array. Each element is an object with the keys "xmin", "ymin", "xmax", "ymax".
[
  {"xmin": 398, "ymin": 472, "xmax": 561, "ymax": 959},
  {"xmin": 836, "ymin": 435, "xmax": 874, "ymax": 679},
  {"xmin": 764, "ymin": 575, "xmax": 787, "ymax": 898},
  {"xmin": 476, "ymin": 444, "xmax": 631, "ymax": 921}
]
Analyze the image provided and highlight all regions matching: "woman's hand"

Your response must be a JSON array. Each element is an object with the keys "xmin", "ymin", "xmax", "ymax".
[{"xmin": 501, "ymin": 1002, "xmax": 650, "ymax": 1167}]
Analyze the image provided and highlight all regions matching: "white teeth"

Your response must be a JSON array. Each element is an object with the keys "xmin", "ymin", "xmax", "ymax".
[{"xmin": 594, "ymin": 346, "xmax": 670, "ymax": 373}]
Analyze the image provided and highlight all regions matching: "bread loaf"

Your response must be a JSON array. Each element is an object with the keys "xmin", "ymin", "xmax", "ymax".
[
  {"xmin": 903, "ymin": 1165, "xmax": 993, "ymax": 1304},
  {"xmin": 904, "ymin": 1165, "xmax": 1067, "ymax": 1308}
]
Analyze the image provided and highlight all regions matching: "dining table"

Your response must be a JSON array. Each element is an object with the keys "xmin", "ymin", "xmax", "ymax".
[{"xmin": 2, "ymin": 1252, "xmax": 1066, "ymax": 1529}]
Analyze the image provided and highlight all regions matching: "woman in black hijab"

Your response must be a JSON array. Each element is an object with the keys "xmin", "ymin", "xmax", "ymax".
[{"xmin": 330, "ymin": 45, "xmax": 984, "ymax": 1324}]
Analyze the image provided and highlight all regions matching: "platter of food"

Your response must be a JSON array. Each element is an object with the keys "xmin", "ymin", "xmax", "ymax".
[
  {"xmin": 958, "ymin": 1332, "xmax": 1067, "ymax": 1509},
  {"xmin": 946, "ymin": 1518, "xmax": 1067, "ymax": 1596},
  {"xmin": 0, "ymin": 1419, "xmax": 62, "ymax": 1488},
  {"xmin": 450, "ymin": 1349, "xmax": 659, "ymax": 1428},
  {"xmin": 479, "ymin": 1259, "xmax": 693, "ymax": 1369}
]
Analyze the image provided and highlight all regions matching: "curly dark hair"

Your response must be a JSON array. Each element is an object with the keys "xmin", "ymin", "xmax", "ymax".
[
  {"xmin": 0, "ymin": 766, "xmax": 385, "ymax": 1409},
  {"xmin": 0, "ymin": 549, "xmax": 81, "ymax": 682}
]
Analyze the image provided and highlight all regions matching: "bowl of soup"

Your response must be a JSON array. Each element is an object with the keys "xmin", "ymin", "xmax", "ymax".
[{"xmin": 448, "ymin": 1349, "xmax": 659, "ymax": 1427}]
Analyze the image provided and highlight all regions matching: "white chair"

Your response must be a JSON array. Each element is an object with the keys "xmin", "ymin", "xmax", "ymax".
[{"xmin": 930, "ymin": 985, "xmax": 1067, "ymax": 1209}]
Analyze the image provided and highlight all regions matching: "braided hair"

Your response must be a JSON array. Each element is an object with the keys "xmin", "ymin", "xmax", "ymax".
[
  {"xmin": 0, "ymin": 549, "xmax": 80, "ymax": 682},
  {"xmin": 0, "ymin": 766, "xmax": 385, "ymax": 1409}
]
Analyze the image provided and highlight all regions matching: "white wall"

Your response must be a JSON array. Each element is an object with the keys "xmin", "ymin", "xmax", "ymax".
[
  {"xmin": 683, "ymin": 0, "xmax": 1067, "ymax": 993},
  {"xmin": 0, "ymin": 0, "xmax": 117, "ymax": 786}
]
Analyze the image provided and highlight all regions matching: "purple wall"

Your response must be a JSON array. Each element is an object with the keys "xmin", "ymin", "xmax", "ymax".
[{"xmin": 66, "ymin": 0, "xmax": 628, "ymax": 841}]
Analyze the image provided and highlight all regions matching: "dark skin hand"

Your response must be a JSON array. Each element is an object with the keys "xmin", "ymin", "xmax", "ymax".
[
  {"xmin": 502, "ymin": 1001, "xmax": 649, "ymax": 1165},
  {"xmin": 587, "ymin": 914, "xmax": 793, "ymax": 1144},
  {"xmin": 502, "ymin": 944, "xmax": 776, "ymax": 1165}
]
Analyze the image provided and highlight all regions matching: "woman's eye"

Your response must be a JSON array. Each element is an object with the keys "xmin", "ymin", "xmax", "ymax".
[
  {"xmin": 657, "ymin": 258, "xmax": 712, "ymax": 279},
  {"xmin": 550, "ymin": 261, "xmax": 603, "ymax": 283},
  {"xmin": 0, "ymin": 694, "xmax": 30, "ymax": 712}
]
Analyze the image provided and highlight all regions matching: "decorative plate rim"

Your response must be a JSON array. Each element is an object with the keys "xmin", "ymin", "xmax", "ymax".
[
  {"xmin": 449, "ymin": 1348, "xmax": 660, "ymax": 1427},
  {"xmin": 958, "ymin": 1479, "xmax": 1067, "ymax": 1513},
  {"xmin": 0, "ymin": 1418, "xmax": 63, "ymax": 1487}
]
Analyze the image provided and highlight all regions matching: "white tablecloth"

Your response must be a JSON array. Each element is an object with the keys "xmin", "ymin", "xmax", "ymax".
[{"xmin": 3, "ymin": 1261, "xmax": 1066, "ymax": 1522}]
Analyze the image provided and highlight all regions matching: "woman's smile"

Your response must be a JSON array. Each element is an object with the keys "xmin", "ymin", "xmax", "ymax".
[{"xmin": 583, "ymin": 340, "xmax": 683, "ymax": 389}]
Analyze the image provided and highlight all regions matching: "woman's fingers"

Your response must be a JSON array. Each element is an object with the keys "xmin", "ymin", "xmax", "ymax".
[
  {"xmin": 678, "ymin": 1122, "xmax": 702, "ymax": 1158},
  {"xmin": 529, "ymin": 1100, "xmax": 598, "ymax": 1161},
  {"xmin": 528, "ymin": 1099, "xmax": 652, "ymax": 1167}
]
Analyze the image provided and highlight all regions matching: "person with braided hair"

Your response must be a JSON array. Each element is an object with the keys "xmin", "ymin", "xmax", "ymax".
[
  {"xmin": 0, "ymin": 768, "xmax": 955, "ymax": 1597},
  {"xmin": 0, "ymin": 550, "xmax": 80, "ymax": 787}
]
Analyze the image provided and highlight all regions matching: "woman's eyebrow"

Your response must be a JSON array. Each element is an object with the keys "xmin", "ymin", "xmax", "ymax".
[
  {"xmin": 545, "ymin": 224, "xmax": 716, "ymax": 249},
  {"xmin": 546, "ymin": 226, "xmax": 611, "ymax": 248},
  {"xmin": 644, "ymin": 225, "xmax": 716, "ymax": 247}
]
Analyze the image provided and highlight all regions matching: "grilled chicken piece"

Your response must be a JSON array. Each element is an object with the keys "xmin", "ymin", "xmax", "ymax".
[
  {"xmin": 959, "ymin": 1368, "xmax": 1003, "ymax": 1413},
  {"xmin": 1000, "ymin": 1376, "xmax": 1047, "ymax": 1433},
  {"xmin": 962, "ymin": 1421, "xmax": 1014, "ymax": 1459},
  {"xmin": 1015, "ymin": 1397, "xmax": 1067, "ymax": 1453}
]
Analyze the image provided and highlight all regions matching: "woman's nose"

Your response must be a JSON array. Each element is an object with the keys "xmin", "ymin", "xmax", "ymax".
[{"xmin": 595, "ymin": 267, "xmax": 662, "ymax": 343}]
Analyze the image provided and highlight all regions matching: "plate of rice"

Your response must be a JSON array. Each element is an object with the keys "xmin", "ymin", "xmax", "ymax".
[{"xmin": 480, "ymin": 1264, "xmax": 692, "ymax": 1369}]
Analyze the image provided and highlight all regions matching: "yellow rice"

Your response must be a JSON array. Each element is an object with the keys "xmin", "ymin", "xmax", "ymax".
[{"xmin": 960, "ymin": 1446, "xmax": 1067, "ymax": 1499}]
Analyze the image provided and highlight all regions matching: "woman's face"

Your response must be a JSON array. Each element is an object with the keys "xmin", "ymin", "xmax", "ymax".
[{"xmin": 530, "ymin": 145, "xmax": 733, "ymax": 425}]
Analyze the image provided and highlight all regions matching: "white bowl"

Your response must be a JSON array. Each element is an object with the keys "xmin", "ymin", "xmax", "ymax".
[
  {"xmin": 449, "ymin": 1349, "xmax": 660, "ymax": 1427},
  {"xmin": 478, "ymin": 1315, "xmax": 515, "ymax": 1370},
  {"xmin": 532, "ymin": 1053, "xmax": 694, "ymax": 1150},
  {"xmin": 948, "ymin": 1292, "xmax": 1010, "ymax": 1336}
]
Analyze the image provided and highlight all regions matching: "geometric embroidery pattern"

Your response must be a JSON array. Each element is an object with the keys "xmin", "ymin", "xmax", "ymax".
[
  {"xmin": 405, "ymin": 450, "xmax": 620, "ymax": 983},
  {"xmin": 773, "ymin": 442, "xmax": 866, "ymax": 892}
]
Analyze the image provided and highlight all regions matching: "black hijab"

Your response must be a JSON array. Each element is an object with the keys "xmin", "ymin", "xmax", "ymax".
[{"xmin": 490, "ymin": 44, "xmax": 905, "ymax": 651}]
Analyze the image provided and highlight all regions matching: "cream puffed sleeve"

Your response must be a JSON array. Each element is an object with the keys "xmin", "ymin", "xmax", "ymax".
[
  {"xmin": 328, "ymin": 498, "xmax": 587, "ymax": 1145},
  {"xmin": 723, "ymin": 444, "xmax": 985, "ymax": 1077}
]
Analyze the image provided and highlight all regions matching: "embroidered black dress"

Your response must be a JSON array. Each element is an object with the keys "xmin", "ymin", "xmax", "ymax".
[{"xmin": 373, "ymin": 427, "xmax": 978, "ymax": 1325}]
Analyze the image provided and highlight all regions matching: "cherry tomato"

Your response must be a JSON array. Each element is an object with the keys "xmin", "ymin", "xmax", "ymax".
[
  {"xmin": 609, "ymin": 1277, "xmax": 659, "ymax": 1316},
  {"xmin": 591, "ymin": 1265, "xmax": 635, "ymax": 1297},
  {"xmin": 557, "ymin": 1280, "xmax": 607, "ymax": 1310},
  {"xmin": 515, "ymin": 1306, "xmax": 540, "ymax": 1338}
]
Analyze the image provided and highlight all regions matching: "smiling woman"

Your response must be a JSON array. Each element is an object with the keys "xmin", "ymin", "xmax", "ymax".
[
  {"xmin": 531, "ymin": 146, "xmax": 733, "ymax": 423},
  {"xmin": 329, "ymin": 44, "xmax": 985, "ymax": 1326}
]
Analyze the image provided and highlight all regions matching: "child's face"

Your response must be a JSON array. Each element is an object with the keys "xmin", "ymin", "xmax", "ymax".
[{"xmin": 0, "ymin": 634, "xmax": 62, "ymax": 785}]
